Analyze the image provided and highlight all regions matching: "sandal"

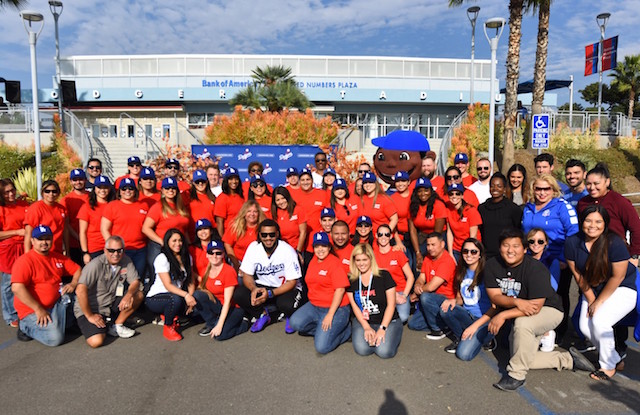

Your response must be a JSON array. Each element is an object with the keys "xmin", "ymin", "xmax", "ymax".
[{"xmin": 590, "ymin": 370, "xmax": 614, "ymax": 381}]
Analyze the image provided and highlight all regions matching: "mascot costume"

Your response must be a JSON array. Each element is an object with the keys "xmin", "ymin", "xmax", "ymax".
[{"xmin": 371, "ymin": 130, "xmax": 430, "ymax": 188}]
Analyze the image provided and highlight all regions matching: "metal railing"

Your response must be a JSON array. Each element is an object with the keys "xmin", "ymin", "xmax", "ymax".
[
  {"xmin": 541, "ymin": 111, "xmax": 640, "ymax": 137},
  {"xmin": 62, "ymin": 109, "xmax": 93, "ymax": 164},
  {"xmin": 0, "ymin": 107, "xmax": 29, "ymax": 132},
  {"xmin": 174, "ymin": 116, "xmax": 203, "ymax": 145},
  {"xmin": 119, "ymin": 112, "xmax": 166, "ymax": 161},
  {"xmin": 437, "ymin": 110, "xmax": 468, "ymax": 175}
]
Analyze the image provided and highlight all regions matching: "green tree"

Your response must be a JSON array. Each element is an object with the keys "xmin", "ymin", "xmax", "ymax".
[
  {"xmin": 0, "ymin": 0, "xmax": 26, "ymax": 10},
  {"xmin": 230, "ymin": 65, "xmax": 311, "ymax": 112},
  {"xmin": 558, "ymin": 102, "xmax": 584, "ymax": 111},
  {"xmin": 579, "ymin": 82, "xmax": 626, "ymax": 112},
  {"xmin": 609, "ymin": 54, "xmax": 640, "ymax": 119}
]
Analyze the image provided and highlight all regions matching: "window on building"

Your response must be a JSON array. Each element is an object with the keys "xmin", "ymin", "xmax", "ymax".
[
  {"xmin": 91, "ymin": 124, "xmax": 100, "ymax": 139},
  {"xmin": 187, "ymin": 113, "xmax": 215, "ymax": 129},
  {"xmin": 109, "ymin": 125, "xmax": 117, "ymax": 138},
  {"xmin": 162, "ymin": 124, "xmax": 171, "ymax": 138},
  {"xmin": 145, "ymin": 124, "xmax": 153, "ymax": 139},
  {"xmin": 127, "ymin": 125, "xmax": 135, "ymax": 138}
]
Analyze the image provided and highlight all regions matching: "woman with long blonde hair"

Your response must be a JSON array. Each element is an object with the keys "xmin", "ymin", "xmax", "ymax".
[{"xmin": 222, "ymin": 200, "xmax": 266, "ymax": 270}]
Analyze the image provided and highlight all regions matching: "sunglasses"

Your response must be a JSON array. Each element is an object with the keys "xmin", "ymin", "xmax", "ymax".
[
  {"xmin": 446, "ymin": 175, "xmax": 460, "ymax": 180},
  {"xmin": 358, "ymin": 170, "xmax": 369, "ymax": 174},
  {"xmin": 534, "ymin": 187, "xmax": 552, "ymax": 192},
  {"xmin": 377, "ymin": 232, "xmax": 391, "ymax": 238},
  {"xmin": 166, "ymin": 165, "xmax": 179, "ymax": 170},
  {"xmin": 120, "ymin": 187, "xmax": 136, "ymax": 191},
  {"xmin": 315, "ymin": 158, "xmax": 327, "ymax": 163},
  {"xmin": 207, "ymin": 250, "xmax": 224, "ymax": 256},
  {"xmin": 251, "ymin": 182, "xmax": 266, "ymax": 188},
  {"xmin": 477, "ymin": 166, "xmax": 490, "ymax": 171},
  {"xmin": 96, "ymin": 186, "xmax": 112, "ymax": 190},
  {"xmin": 260, "ymin": 232, "xmax": 277, "ymax": 238},
  {"xmin": 87, "ymin": 165, "xmax": 101, "ymax": 170},
  {"xmin": 43, "ymin": 189, "xmax": 59, "ymax": 194},
  {"xmin": 128, "ymin": 163, "xmax": 142, "ymax": 168},
  {"xmin": 357, "ymin": 223, "xmax": 371, "ymax": 228},
  {"xmin": 528, "ymin": 239, "xmax": 546, "ymax": 245},
  {"xmin": 106, "ymin": 248, "xmax": 124, "ymax": 254},
  {"xmin": 71, "ymin": 178, "xmax": 85, "ymax": 182},
  {"xmin": 163, "ymin": 187, "xmax": 178, "ymax": 191},
  {"xmin": 449, "ymin": 191, "xmax": 462, "ymax": 196},
  {"xmin": 194, "ymin": 180, "xmax": 207, "ymax": 185},
  {"xmin": 250, "ymin": 168, "xmax": 262, "ymax": 173},
  {"xmin": 462, "ymin": 248, "xmax": 479, "ymax": 255}
]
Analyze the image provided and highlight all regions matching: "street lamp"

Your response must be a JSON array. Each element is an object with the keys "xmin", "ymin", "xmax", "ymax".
[
  {"xmin": 467, "ymin": 6, "xmax": 480, "ymax": 104},
  {"xmin": 49, "ymin": 0, "xmax": 64, "ymax": 133},
  {"xmin": 484, "ymin": 17, "xmax": 506, "ymax": 171},
  {"xmin": 596, "ymin": 12, "xmax": 610, "ymax": 124},
  {"xmin": 20, "ymin": 10, "xmax": 45, "ymax": 200}
]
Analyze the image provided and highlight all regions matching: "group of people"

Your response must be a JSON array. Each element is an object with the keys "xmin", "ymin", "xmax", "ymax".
[{"xmin": 1, "ymin": 149, "xmax": 638, "ymax": 391}]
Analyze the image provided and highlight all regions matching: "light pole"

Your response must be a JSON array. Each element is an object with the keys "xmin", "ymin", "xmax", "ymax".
[
  {"xmin": 467, "ymin": 6, "xmax": 480, "ymax": 104},
  {"xmin": 20, "ymin": 10, "xmax": 45, "ymax": 200},
  {"xmin": 484, "ymin": 17, "xmax": 506, "ymax": 171},
  {"xmin": 596, "ymin": 12, "xmax": 610, "ymax": 125},
  {"xmin": 49, "ymin": 0, "xmax": 64, "ymax": 133}
]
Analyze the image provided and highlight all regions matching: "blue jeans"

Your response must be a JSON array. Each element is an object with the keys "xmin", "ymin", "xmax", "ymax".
[
  {"xmin": 126, "ymin": 248, "xmax": 147, "ymax": 281},
  {"xmin": 396, "ymin": 294, "xmax": 410, "ymax": 323},
  {"xmin": 439, "ymin": 305, "xmax": 476, "ymax": 339},
  {"xmin": 192, "ymin": 290, "xmax": 248, "ymax": 341},
  {"xmin": 408, "ymin": 292, "xmax": 447, "ymax": 332},
  {"xmin": 352, "ymin": 318, "xmax": 403, "ymax": 358},
  {"xmin": 145, "ymin": 292, "xmax": 186, "ymax": 324},
  {"xmin": 456, "ymin": 321, "xmax": 494, "ymax": 361},
  {"xmin": 1, "ymin": 272, "xmax": 17, "ymax": 324},
  {"xmin": 289, "ymin": 302, "xmax": 352, "ymax": 354},
  {"xmin": 19, "ymin": 298, "xmax": 68, "ymax": 346}
]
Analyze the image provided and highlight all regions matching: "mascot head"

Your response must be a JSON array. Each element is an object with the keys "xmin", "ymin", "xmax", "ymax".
[{"xmin": 371, "ymin": 130, "xmax": 430, "ymax": 186}]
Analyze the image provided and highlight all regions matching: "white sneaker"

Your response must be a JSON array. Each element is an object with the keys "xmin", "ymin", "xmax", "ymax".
[
  {"xmin": 540, "ymin": 330, "xmax": 556, "ymax": 352},
  {"xmin": 115, "ymin": 324, "xmax": 136, "ymax": 338}
]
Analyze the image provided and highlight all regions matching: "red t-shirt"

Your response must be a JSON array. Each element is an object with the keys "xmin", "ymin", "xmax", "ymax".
[
  {"xmin": 431, "ymin": 176, "xmax": 445, "ymax": 196},
  {"xmin": 374, "ymin": 245, "xmax": 409, "ymax": 293},
  {"xmin": 189, "ymin": 243, "xmax": 209, "ymax": 282},
  {"xmin": 139, "ymin": 193, "xmax": 161, "ymax": 211},
  {"xmin": 253, "ymin": 194, "xmax": 273, "ymax": 219},
  {"xmin": 333, "ymin": 244, "xmax": 354, "ymax": 275},
  {"xmin": 115, "ymin": 174, "xmax": 139, "ymax": 189},
  {"xmin": 420, "ymin": 251, "xmax": 456, "ymax": 299},
  {"xmin": 61, "ymin": 191, "xmax": 89, "ymax": 249},
  {"xmin": 305, "ymin": 254, "xmax": 350, "ymax": 308},
  {"xmin": 24, "ymin": 201, "xmax": 67, "ymax": 254},
  {"xmin": 77, "ymin": 201, "xmax": 108, "ymax": 253},
  {"xmin": 11, "ymin": 250, "xmax": 80, "ymax": 319},
  {"xmin": 102, "ymin": 200, "xmax": 148, "ymax": 250},
  {"xmin": 333, "ymin": 200, "xmax": 359, "ymax": 234},
  {"xmin": 213, "ymin": 193, "xmax": 245, "ymax": 233},
  {"xmin": 295, "ymin": 188, "xmax": 327, "ymax": 250},
  {"xmin": 446, "ymin": 204, "xmax": 482, "ymax": 251},
  {"xmin": 359, "ymin": 193, "xmax": 397, "ymax": 231},
  {"xmin": 0, "ymin": 200, "xmax": 29, "ymax": 273},
  {"xmin": 189, "ymin": 192, "xmax": 215, "ymax": 224},
  {"xmin": 146, "ymin": 201, "xmax": 191, "ymax": 240},
  {"xmin": 390, "ymin": 192, "xmax": 411, "ymax": 234},
  {"xmin": 222, "ymin": 225, "xmax": 257, "ymax": 262},
  {"xmin": 203, "ymin": 263, "xmax": 239, "ymax": 307},
  {"xmin": 462, "ymin": 175, "xmax": 478, "ymax": 188},
  {"xmin": 411, "ymin": 200, "xmax": 448, "ymax": 234},
  {"xmin": 275, "ymin": 206, "xmax": 306, "ymax": 250}
]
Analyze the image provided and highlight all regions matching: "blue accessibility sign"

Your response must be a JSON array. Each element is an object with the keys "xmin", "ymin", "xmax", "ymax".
[{"xmin": 532, "ymin": 114, "xmax": 550, "ymax": 149}]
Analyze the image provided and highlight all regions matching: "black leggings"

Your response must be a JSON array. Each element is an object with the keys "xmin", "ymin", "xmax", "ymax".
[{"xmin": 233, "ymin": 284, "xmax": 304, "ymax": 319}]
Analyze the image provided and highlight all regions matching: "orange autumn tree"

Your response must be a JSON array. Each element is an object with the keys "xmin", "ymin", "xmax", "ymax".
[{"xmin": 449, "ymin": 103, "xmax": 490, "ymax": 175}]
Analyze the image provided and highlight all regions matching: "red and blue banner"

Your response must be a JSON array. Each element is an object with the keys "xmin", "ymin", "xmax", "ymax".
[
  {"xmin": 602, "ymin": 35, "xmax": 618, "ymax": 72},
  {"xmin": 585, "ymin": 42, "xmax": 598, "ymax": 76}
]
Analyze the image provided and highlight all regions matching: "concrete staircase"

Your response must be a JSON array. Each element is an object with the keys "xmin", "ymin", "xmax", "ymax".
[{"xmin": 91, "ymin": 137, "xmax": 152, "ymax": 179}]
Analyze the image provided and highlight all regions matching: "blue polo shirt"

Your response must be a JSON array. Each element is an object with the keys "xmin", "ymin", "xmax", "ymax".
[
  {"xmin": 564, "ymin": 233, "xmax": 637, "ymax": 295},
  {"xmin": 562, "ymin": 187, "xmax": 588, "ymax": 208}
]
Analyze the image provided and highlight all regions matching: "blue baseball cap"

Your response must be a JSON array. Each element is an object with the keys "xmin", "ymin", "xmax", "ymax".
[
  {"xmin": 299, "ymin": 168, "xmax": 313, "ymax": 178},
  {"xmin": 356, "ymin": 216, "xmax": 372, "ymax": 227},
  {"xmin": 320, "ymin": 207, "xmax": 335, "ymax": 218},
  {"xmin": 206, "ymin": 240, "xmax": 224, "ymax": 253},
  {"xmin": 333, "ymin": 178, "xmax": 347, "ymax": 190},
  {"xmin": 362, "ymin": 172, "xmax": 377, "ymax": 184},
  {"xmin": 195, "ymin": 218, "xmax": 213, "ymax": 231},
  {"xmin": 447, "ymin": 183, "xmax": 465, "ymax": 194},
  {"xmin": 32, "ymin": 224, "xmax": 53, "ymax": 239},
  {"xmin": 323, "ymin": 167, "xmax": 336, "ymax": 177},
  {"xmin": 162, "ymin": 177, "xmax": 179, "ymax": 189},
  {"xmin": 193, "ymin": 169, "xmax": 207, "ymax": 182},
  {"xmin": 69, "ymin": 169, "xmax": 86, "ymax": 180},
  {"xmin": 312, "ymin": 232, "xmax": 331, "ymax": 247},
  {"xmin": 250, "ymin": 174, "xmax": 266, "ymax": 184},
  {"xmin": 127, "ymin": 156, "xmax": 141, "ymax": 165},
  {"xmin": 454, "ymin": 153, "xmax": 469, "ymax": 164},
  {"xmin": 286, "ymin": 167, "xmax": 299, "ymax": 177},
  {"xmin": 166, "ymin": 158, "xmax": 180, "ymax": 167},
  {"xmin": 394, "ymin": 171, "xmax": 409, "ymax": 181},
  {"xmin": 140, "ymin": 167, "xmax": 156, "ymax": 180},
  {"xmin": 119, "ymin": 178, "xmax": 136, "ymax": 190},
  {"xmin": 94, "ymin": 175, "xmax": 112, "ymax": 187},
  {"xmin": 415, "ymin": 177, "xmax": 432, "ymax": 189},
  {"xmin": 224, "ymin": 167, "xmax": 239, "ymax": 178}
]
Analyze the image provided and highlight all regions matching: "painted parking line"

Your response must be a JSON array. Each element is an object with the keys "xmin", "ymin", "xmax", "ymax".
[{"xmin": 0, "ymin": 338, "xmax": 16, "ymax": 351}]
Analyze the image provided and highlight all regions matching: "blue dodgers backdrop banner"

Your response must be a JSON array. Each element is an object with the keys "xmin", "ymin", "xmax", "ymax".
[{"xmin": 192, "ymin": 145, "xmax": 322, "ymax": 187}]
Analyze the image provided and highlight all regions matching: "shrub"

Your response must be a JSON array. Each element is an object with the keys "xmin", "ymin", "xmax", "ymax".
[{"xmin": 0, "ymin": 145, "xmax": 33, "ymax": 178}]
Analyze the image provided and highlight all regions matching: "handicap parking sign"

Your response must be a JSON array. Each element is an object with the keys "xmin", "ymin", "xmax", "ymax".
[{"xmin": 532, "ymin": 114, "xmax": 550, "ymax": 149}]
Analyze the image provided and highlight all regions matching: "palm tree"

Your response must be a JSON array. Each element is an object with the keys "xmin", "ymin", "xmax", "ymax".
[
  {"xmin": 0, "ymin": 0, "xmax": 26, "ymax": 10},
  {"xmin": 610, "ymin": 54, "xmax": 640, "ymax": 119},
  {"xmin": 230, "ymin": 65, "xmax": 311, "ymax": 112},
  {"xmin": 530, "ymin": 0, "xmax": 551, "ymax": 116},
  {"xmin": 449, "ymin": 0, "xmax": 525, "ymax": 171}
]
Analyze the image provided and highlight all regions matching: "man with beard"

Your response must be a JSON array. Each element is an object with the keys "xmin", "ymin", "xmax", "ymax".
[
  {"xmin": 562, "ymin": 159, "xmax": 588, "ymax": 208},
  {"xmin": 468, "ymin": 157, "xmax": 492, "ymax": 204},
  {"xmin": 331, "ymin": 220, "xmax": 353, "ymax": 274}
]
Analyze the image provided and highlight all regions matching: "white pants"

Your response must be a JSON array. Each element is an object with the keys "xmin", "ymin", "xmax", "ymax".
[{"xmin": 579, "ymin": 287, "xmax": 637, "ymax": 370}]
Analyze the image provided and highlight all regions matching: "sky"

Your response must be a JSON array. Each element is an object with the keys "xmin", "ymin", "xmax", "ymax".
[{"xmin": 1, "ymin": 0, "xmax": 639, "ymax": 107}]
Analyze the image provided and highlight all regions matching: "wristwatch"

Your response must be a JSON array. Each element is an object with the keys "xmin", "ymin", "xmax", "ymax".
[
  {"xmin": 632, "ymin": 255, "xmax": 639, "ymax": 260},
  {"xmin": 380, "ymin": 325, "xmax": 387, "ymax": 331},
  {"xmin": 267, "ymin": 289, "xmax": 274, "ymax": 299}
]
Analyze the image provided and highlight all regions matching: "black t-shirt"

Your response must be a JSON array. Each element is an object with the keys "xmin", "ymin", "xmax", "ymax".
[
  {"xmin": 347, "ymin": 269, "xmax": 398, "ymax": 325},
  {"xmin": 484, "ymin": 255, "xmax": 563, "ymax": 312}
]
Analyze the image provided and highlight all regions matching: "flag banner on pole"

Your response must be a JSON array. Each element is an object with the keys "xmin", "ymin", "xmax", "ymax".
[
  {"xmin": 585, "ymin": 42, "xmax": 599, "ymax": 76},
  {"xmin": 602, "ymin": 35, "xmax": 618, "ymax": 72}
]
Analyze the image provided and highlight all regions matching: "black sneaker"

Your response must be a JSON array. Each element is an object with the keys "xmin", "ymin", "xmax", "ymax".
[
  {"xmin": 482, "ymin": 338, "xmax": 497, "ymax": 352},
  {"xmin": 444, "ymin": 340, "xmax": 459, "ymax": 354},
  {"xmin": 574, "ymin": 339, "xmax": 596, "ymax": 353},
  {"xmin": 198, "ymin": 326, "xmax": 213, "ymax": 337},
  {"xmin": 569, "ymin": 346, "xmax": 596, "ymax": 372},
  {"xmin": 17, "ymin": 327, "xmax": 33, "ymax": 342},
  {"xmin": 493, "ymin": 375, "xmax": 525, "ymax": 392},
  {"xmin": 426, "ymin": 330, "xmax": 446, "ymax": 340}
]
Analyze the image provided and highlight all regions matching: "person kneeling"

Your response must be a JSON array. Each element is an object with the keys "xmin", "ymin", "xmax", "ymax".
[
  {"xmin": 289, "ymin": 232, "xmax": 351, "ymax": 354},
  {"xmin": 75, "ymin": 236, "xmax": 143, "ymax": 348},
  {"xmin": 347, "ymin": 244, "xmax": 402, "ymax": 359}
]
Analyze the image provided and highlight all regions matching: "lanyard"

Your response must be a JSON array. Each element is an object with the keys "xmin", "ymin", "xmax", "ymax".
[{"xmin": 358, "ymin": 272, "xmax": 373, "ymax": 310}]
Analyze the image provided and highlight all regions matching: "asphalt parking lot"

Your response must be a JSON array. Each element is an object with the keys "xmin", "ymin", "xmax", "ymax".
[{"xmin": 1, "ymin": 314, "xmax": 639, "ymax": 415}]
